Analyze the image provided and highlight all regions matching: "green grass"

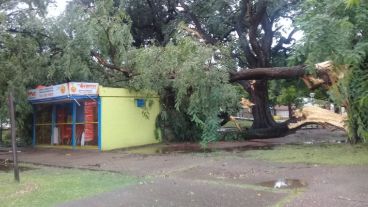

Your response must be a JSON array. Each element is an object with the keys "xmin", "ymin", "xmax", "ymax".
[
  {"xmin": 0, "ymin": 165, "xmax": 139, "ymax": 207},
  {"xmin": 244, "ymin": 144, "xmax": 368, "ymax": 165},
  {"xmin": 223, "ymin": 120, "xmax": 253, "ymax": 129}
]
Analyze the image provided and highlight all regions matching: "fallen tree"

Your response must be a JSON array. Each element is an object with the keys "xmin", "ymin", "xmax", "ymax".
[
  {"xmin": 226, "ymin": 61, "xmax": 347, "ymax": 138},
  {"xmin": 83, "ymin": 1, "xmax": 350, "ymax": 141},
  {"xmin": 289, "ymin": 106, "xmax": 347, "ymax": 131},
  {"xmin": 232, "ymin": 104, "xmax": 348, "ymax": 139}
]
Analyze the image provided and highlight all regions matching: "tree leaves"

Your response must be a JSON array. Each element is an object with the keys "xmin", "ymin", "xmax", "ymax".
[{"xmin": 296, "ymin": 0, "xmax": 368, "ymax": 142}]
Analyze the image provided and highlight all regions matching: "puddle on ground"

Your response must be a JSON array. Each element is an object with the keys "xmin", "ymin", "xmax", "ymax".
[
  {"xmin": 124, "ymin": 144, "xmax": 274, "ymax": 155},
  {"xmin": 257, "ymin": 179, "xmax": 307, "ymax": 189},
  {"xmin": 0, "ymin": 159, "xmax": 36, "ymax": 173}
]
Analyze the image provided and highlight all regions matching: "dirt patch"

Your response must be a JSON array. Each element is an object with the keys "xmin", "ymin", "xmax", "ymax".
[
  {"xmin": 123, "ymin": 142, "xmax": 274, "ymax": 155},
  {"xmin": 124, "ymin": 144, "xmax": 212, "ymax": 154},
  {"xmin": 120, "ymin": 129, "xmax": 346, "ymax": 155}
]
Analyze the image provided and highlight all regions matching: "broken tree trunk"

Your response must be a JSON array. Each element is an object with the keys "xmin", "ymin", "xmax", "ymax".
[
  {"xmin": 234, "ymin": 100, "xmax": 348, "ymax": 138},
  {"xmin": 235, "ymin": 105, "xmax": 348, "ymax": 139},
  {"xmin": 230, "ymin": 61, "xmax": 344, "ymax": 90},
  {"xmin": 228, "ymin": 61, "xmax": 347, "ymax": 138},
  {"xmin": 288, "ymin": 106, "xmax": 347, "ymax": 131}
]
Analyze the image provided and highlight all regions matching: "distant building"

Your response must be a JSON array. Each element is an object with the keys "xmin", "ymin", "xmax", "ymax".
[{"xmin": 274, "ymin": 105, "xmax": 290, "ymax": 120}]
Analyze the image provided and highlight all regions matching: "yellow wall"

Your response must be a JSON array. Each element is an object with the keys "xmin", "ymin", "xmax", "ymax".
[{"xmin": 100, "ymin": 87, "xmax": 161, "ymax": 150}]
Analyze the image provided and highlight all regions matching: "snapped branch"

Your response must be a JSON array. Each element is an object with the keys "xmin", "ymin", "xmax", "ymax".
[
  {"xmin": 90, "ymin": 50, "xmax": 136, "ymax": 78},
  {"xmin": 179, "ymin": 0, "xmax": 217, "ymax": 45}
]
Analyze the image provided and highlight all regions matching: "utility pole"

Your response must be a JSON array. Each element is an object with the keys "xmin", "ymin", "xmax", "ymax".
[{"xmin": 8, "ymin": 90, "xmax": 19, "ymax": 182}]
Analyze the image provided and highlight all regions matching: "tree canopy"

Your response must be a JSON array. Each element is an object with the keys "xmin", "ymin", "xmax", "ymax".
[{"xmin": 1, "ymin": 0, "xmax": 367, "ymax": 144}]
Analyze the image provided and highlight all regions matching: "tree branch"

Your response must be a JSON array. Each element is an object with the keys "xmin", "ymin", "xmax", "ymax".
[
  {"xmin": 260, "ymin": 12, "xmax": 273, "ymax": 65},
  {"xmin": 272, "ymin": 28, "xmax": 297, "ymax": 53},
  {"xmin": 229, "ymin": 65, "xmax": 307, "ymax": 82},
  {"xmin": 6, "ymin": 28, "xmax": 49, "ymax": 38},
  {"xmin": 179, "ymin": 0, "xmax": 217, "ymax": 45},
  {"xmin": 90, "ymin": 50, "xmax": 136, "ymax": 77},
  {"xmin": 248, "ymin": 1, "xmax": 267, "ymax": 66},
  {"xmin": 236, "ymin": 0, "xmax": 257, "ymax": 68}
]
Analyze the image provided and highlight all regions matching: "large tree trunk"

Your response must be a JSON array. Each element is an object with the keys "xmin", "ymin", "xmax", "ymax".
[
  {"xmin": 243, "ymin": 80, "xmax": 290, "ymax": 138},
  {"xmin": 288, "ymin": 104, "xmax": 293, "ymax": 119},
  {"xmin": 250, "ymin": 80, "xmax": 277, "ymax": 129}
]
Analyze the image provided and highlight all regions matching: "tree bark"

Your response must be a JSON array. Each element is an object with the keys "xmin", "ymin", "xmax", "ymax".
[
  {"xmin": 288, "ymin": 103, "xmax": 292, "ymax": 119},
  {"xmin": 229, "ymin": 65, "xmax": 306, "ymax": 82},
  {"xmin": 250, "ymin": 80, "xmax": 278, "ymax": 129}
]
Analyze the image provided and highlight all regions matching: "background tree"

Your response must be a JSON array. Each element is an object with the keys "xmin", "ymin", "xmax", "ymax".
[
  {"xmin": 0, "ymin": 0, "xmax": 51, "ymax": 144},
  {"xmin": 0, "ymin": 0, "xmax": 98, "ymax": 144},
  {"xmin": 276, "ymin": 85, "xmax": 299, "ymax": 119}
]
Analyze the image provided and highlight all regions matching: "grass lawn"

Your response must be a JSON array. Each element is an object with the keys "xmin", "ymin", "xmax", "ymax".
[
  {"xmin": 244, "ymin": 144, "xmax": 368, "ymax": 165},
  {"xmin": 223, "ymin": 120, "xmax": 253, "ymax": 129},
  {"xmin": 0, "ymin": 165, "xmax": 139, "ymax": 207}
]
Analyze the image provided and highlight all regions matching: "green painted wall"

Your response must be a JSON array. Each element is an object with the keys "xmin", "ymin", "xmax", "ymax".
[{"xmin": 99, "ymin": 87, "xmax": 161, "ymax": 150}]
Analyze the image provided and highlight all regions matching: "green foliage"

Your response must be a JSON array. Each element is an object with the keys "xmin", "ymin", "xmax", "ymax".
[
  {"xmin": 45, "ymin": 1, "xmax": 242, "ymax": 143},
  {"xmin": 269, "ymin": 79, "xmax": 310, "ymax": 107},
  {"xmin": 0, "ymin": 1, "xmax": 51, "ymax": 143},
  {"xmin": 295, "ymin": 0, "xmax": 368, "ymax": 142},
  {"xmin": 347, "ymin": 67, "xmax": 368, "ymax": 141},
  {"xmin": 346, "ymin": 0, "xmax": 363, "ymax": 7},
  {"xmin": 276, "ymin": 86, "xmax": 298, "ymax": 106},
  {"xmin": 131, "ymin": 38, "xmax": 241, "ymax": 143}
]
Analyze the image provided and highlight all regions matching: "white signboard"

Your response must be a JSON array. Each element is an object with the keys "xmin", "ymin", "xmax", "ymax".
[
  {"xmin": 68, "ymin": 82, "xmax": 99, "ymax": 96},
  {"xmin": 27, "ymin": 89, "xmax": 39, "ymax": 101},
  {"xmin": 27, "ymin": 83, "xmax": 68, "ymax": 101},
  {"xmin": 27, "ymin": 82, "xmax": 99, "ymax": 101}
]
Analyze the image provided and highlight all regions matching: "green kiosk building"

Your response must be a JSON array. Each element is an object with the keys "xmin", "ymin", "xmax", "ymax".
[{"xmin": 28, "ymin": 82, "xmax": 161, "ymax": 151}]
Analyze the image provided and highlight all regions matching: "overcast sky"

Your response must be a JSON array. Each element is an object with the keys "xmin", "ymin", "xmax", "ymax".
[{"xmin": 47, "ymin": 0, "xmax": 69, "ymax": 17}]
